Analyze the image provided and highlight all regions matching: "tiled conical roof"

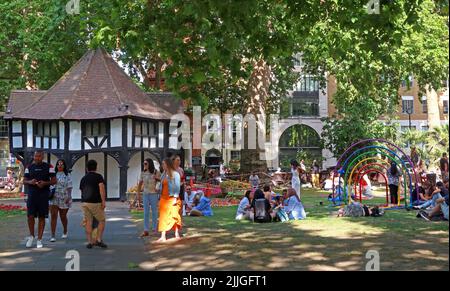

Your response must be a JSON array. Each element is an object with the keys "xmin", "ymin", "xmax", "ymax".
[{"xmin": 7, "ymin": 48, "xmax": 177, "ymax": 120}]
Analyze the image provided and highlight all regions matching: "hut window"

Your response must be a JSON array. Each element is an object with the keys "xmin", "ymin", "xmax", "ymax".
[
  {"xmin": 84, "ymin": 121, "xmax": 108, "ymax": 137},
  {"xmin": 134, "ymin": 120, "xmax": 156, "ymax": 138},
  {"xmin": 35, "ymin": 121, "xmax": 58, "ymax": 138},
  {"xmin": 0, "ymin": 118, "xmax": 8, "ymax": 138}
]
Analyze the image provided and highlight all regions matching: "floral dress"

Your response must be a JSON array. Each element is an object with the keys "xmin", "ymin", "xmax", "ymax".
[{"xmin": 49, "ymin": 172, "xmax": 73, "ymax": 209}]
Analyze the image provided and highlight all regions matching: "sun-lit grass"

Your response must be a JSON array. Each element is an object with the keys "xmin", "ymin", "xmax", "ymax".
[{"xmin": 132, "ymin": 188, "xmax": 449, "ymax": 271}]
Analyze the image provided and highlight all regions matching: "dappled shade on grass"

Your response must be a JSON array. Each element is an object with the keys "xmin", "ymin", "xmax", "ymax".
[{"xmin": 134, "ymin": 189, "xmax": 449, "ymax": 271}]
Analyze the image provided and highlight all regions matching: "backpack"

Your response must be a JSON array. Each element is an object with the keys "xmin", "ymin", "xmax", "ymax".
[{"xmin": 254, "ymin": 199, "xmax": 270, "ymax": 222}]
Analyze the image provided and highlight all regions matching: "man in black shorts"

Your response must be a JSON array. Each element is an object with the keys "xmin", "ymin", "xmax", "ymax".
[{"xmin": 24, "ymin": 151, "xmax": 56, "ymax": 248}]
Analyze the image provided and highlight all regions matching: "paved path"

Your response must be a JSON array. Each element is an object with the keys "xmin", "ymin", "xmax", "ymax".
[{"xmin": 0, "ymin": 202, "xmax": 147, "ymax": 271}]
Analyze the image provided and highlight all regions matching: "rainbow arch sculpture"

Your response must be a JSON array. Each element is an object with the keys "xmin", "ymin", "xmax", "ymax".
[{"xmin": 331, "ymin": 139, "xmax": 418, "ymax": 208}]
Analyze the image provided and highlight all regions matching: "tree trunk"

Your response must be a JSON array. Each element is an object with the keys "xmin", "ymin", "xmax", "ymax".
[
  {"xmin": 240, "ymin": 59, "xmax": 271, "ymax": 175},
  {"xmin": 425, "ymin": 84, "xmax": 441, "ymax": 129}
]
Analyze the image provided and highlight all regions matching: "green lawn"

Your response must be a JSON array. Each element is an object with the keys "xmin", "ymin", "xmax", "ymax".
[{"xmin": 133, "ymin": 188, "xmax": 448, "ymax": 271}]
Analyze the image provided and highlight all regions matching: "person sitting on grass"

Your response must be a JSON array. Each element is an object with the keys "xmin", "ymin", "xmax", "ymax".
[
  {"xmin": 271, "ymin": 196, "xmax": 289, "ymax": 222},
  {"xmin": 252, "ymin": 189, "xmax": 272, "ymax": 223},
  {"xmin": 419, "ymin": 192, "xmax": 449, "ymax": 221},
  {"xmin": 411, "ymin": 185, "xmax": 427, "ymax": 206},
  {"xmin": 183, "ymin": 186, "xmax": 198, "ymax": 215},
  {"xmin": 360, "ymin": 174, "xmax": 374, "ymax": 199},
  {"xmin": 235, "ymin": 190, "xmax": 254, "ymax": 221},
  {"xmin": 263, "ymin": 185, "xmax": 272, "ymax": 201},
  {"xmin": 283, "ymin": 188, "xmax": 306, "ymax": 220},
  {"xmin": 190, "ymin": 192, "xmax": 213, "ymax": 217},
  {"xmin": 414, "ymin": 182, "xmax": 448, "ymax": 210}
]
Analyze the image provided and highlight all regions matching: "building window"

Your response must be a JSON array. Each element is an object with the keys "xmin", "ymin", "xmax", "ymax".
[
  {"xmin": 278, "ymin": 124, "xmax": 322, "ymax": 169},
  {"xmin": 230, "ymin": 151, "xmax": 241, "ymax": 161},
  {"xmin": 421, "ymin": 125, "xmax": 429, "ymax": 131},
  {"xmin": 34, "ymin": 121, "xmax": 58, "ymax": 138},
  {"xmin": 291, "ymin": 99, "xmax": 319, "ymax": 116},
  {"xmin": 134, "ymin": 120, "xmax": 157, "ymax": 148},
  {"xmin": 293, "ymin": 53, "xmax": 303, "ymax": 67},
  {"xmin": 293, "ymin": 76, "xmax": 319, "ymax": 92},
  {"xmin": 34, "ymin": 121, "xmax": 59, "ymax": 149},
  {"xmin": 135, "ymin": 120, "xmax": 156, "ymax": 137},
  {"xmin": 422, "ymin": 97, "xmax": 427, "ymax": 113},
  {"xmin": 402, "ymin": 99, "xmax": 414, "ymax": 114},
  {"xmin": 401, "ymin": 75, "xmax": 414, "ymax": 88},
  {"xmin": 0, "ymin": 119, "xmax": 8, "ymax": 138},
  {"xmin": 443, "ymin": 100, "xmax": 449, "ymax": 114},
  {"xmin": 84, "ymin": 121, "xmax": 108, "ymax": 137}
]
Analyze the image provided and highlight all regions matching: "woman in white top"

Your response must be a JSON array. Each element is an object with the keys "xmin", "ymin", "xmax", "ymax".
[
  {"xmin": 137, "ymin": 158, "xmax": 161, "ymax": 237},
  {"xmin": 283, "ymin": 188, "xmax": 306, "ymax": 220},
  {"xmin": 236, "ymin": 190, "xmax": 254, "ymax": 220},
  {"xmin": 290, "ymin": 160, "xmax": 304, "ymax": 199}
]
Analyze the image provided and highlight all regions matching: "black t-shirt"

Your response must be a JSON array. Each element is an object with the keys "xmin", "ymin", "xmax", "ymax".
[
  {"xmin": 24, "ymin": 162, "xmax": 55, "ymax": 195},
  {"xmin": 80, "ymin": 172, "xmax": 105, "ymax": 203}
]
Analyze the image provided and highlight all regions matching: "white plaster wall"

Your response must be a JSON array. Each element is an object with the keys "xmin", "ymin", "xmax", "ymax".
[
  {"xmin": 127, "ymin": 119, "xmax": 133, "ymax": 147},
  {"xmin": 69, "ymin": 121, "xmax": 81, "ymax": 151},
  {"xmin": 159, "ymin": 122, "xmax": 164, "ymax": 148},
  {"xmin": 70, "ymin": 157, "xmax": 85, "ymax": 200},
  {"xmin": 107, "ymin": 155, "xmax": 120, "ymax": 198},
  {"xmin": 110, "ymin": 119, "xmax": 122, "ymax": 147},
  {"xmin": 27, "ymin": 121, "xmax": 33, "ymax": 148},
  {"xmin": 127, "ymin": 153, "xmax": 142, "ymax": 191},
  {"xmin": 59, "ymin": 121, "xmax": 65, "ymax": 150}
]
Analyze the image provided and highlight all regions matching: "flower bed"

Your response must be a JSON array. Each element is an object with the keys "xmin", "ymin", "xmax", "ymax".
[
  {"xmin": 0, "ymin": 204, "xmax": 27, "ymax": 212},
  {"xmin": 0, "ymin": 192, "xmax": 25, "ymax": 199},
  {"xmin": 211, "ymin": 198, "xmax": 240, "ymax": 207}
]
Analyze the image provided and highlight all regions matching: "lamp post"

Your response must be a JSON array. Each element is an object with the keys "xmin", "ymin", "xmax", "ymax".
[{"xmin": 406, "ymin": 104, "xmax": 413, "ymax": 130}]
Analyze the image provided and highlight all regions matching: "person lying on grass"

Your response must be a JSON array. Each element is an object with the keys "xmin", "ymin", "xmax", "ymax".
[
  {"xmin": 337, "ymin": 202, "xmax": 384, "ymax": 218},
  {"xmin": 189, "ymin": 192, "xmax": 213, "ymax": 217}
]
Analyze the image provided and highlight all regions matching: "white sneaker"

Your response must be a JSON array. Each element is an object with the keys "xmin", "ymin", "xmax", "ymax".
[
  {"xmin": 50, "ymin": 237, "xmax": 56, "ymax": 242},
  {"xmin": 25, "ymin": 236, "xmax": 34, "ymax": 248},
  {"xmin": 61, "ymin": 233, "xmax": 68, "ymax": 239},
  {"xmin": 36, "ymin": 240, "xmax": 43, "ymax": 249}
]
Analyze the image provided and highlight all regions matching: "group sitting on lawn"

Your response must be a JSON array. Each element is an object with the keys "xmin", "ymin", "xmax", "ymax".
[
  {"xmin": 413, "ymin": 179, "xmax": 449, "ymax": 221},
  {"xmin": 235, "ymin": 186, "xmax": 306, "ymax": 223}
]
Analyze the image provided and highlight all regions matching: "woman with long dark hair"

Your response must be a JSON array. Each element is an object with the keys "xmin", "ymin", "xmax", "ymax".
[
  {"xmin": 235, "ymin": 190, "xmax": 254, "ymax": 220},
  {"xmin": 157, "ymin": 158, "xmax": 181, "ymax": 242},
  {"xmin": 137, "ymin": 158, "xmax": 161, "ymax": 238},
  {"xmin": 387, "ymin": 162, "xmax": 401, "ymax": 204},
  {"xmin": 49, "ymin": 159, "xmax": 72, "ymax": 242}
]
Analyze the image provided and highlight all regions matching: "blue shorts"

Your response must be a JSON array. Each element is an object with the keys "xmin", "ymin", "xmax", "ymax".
[{"xmin": 27, "ymin": 192, "xmax": 49, "ymax": 218}]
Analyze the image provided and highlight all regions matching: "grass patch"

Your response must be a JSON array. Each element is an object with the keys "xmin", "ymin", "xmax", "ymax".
[
  {"xmin": 0, "ymin": 210, "xmax": 26, "ymax": 219},
  {"xmin": 133, "ymin": 189, "xmax": 448, "ymax": 271}
]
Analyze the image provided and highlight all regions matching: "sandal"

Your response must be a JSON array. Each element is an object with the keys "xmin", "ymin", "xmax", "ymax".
[
  {"xmin": 140, "ymin": 231, "xmax": 150, "ymax": 238},
  {"xmin": 86, "ymin": 243, "xmax": 94, "ymax": 249}
]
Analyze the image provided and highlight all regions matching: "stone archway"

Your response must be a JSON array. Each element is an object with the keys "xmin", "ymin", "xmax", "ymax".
[{"xmin": 277, "ymin": 124, "xmax": 322, "ymax": 169}]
